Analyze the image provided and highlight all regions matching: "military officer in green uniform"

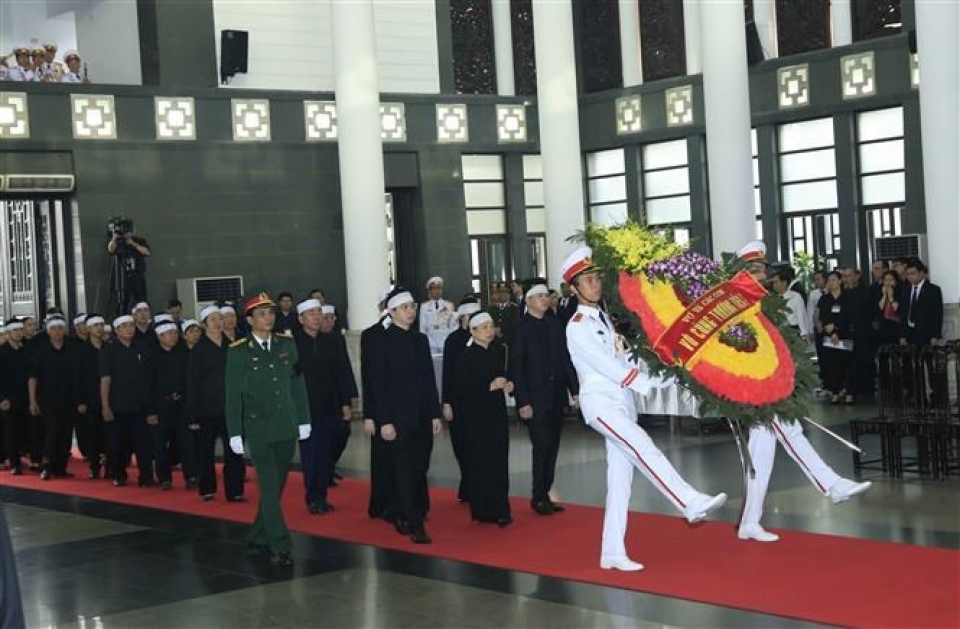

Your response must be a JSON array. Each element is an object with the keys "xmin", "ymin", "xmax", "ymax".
[{"xmin": 225, "ymin": 293, "xmax": 311, "ymax": 567}]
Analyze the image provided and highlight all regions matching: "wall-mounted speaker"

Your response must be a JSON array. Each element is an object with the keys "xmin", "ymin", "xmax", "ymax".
[
  {"xmin": 746, "ymin": 22, "xmax": 765, "ymax": 66},
  {"xmin": 220, "ymin": 30, "xmax": 249, "ymax": 84}
]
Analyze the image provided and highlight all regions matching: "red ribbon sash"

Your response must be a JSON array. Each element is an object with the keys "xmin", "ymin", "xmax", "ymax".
[{"xmin": 651, "ymin": 271, "xmax": 767, "ymax": 366}]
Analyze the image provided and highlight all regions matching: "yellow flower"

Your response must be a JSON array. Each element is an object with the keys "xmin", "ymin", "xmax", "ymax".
[{"xmin": 597, "ymin": 223, "xmax": 684, "ymax": 273}]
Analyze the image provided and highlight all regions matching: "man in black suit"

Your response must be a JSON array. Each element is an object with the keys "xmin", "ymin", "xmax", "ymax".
[
  {"xmin": 900, "ymin": 258, "xmax": 943, "ymax": 348},
  {"xmin": 510, "ymin": 282, "xmax": 579, "ymax": 515},
  {"xmin": 372, "ymin": 288, "xmax": 443, "ymax": 544},
  {"xmin": 899, "ymin": 258, "xmax": 945, "ymax": 404},
  {"xmin": 361, "ymin": 289, "xmax": 394, "ymax": 521}
]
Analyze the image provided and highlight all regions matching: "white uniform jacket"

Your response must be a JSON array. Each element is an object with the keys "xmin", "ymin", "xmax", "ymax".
[
  {"xmin": 565, "ymin": 304, "xmax": 659, "ymax": 404},
  {"xmin": 419, "ymin": 299, "xmax": 457, "ymax": 356}
]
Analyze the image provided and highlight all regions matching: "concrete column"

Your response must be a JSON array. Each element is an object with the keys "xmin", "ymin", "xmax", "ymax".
[
  {"xmin": 682, "ymin": 0, "xmax": 702, "ymax": 74},
  {"xmin": 331, "ymin": 0, "xmax": 390, "ymax": 328},
  {"xmin": 700, "ymin": 0, "xmax": 755, "ymax": 255},
  {"xmin": 532, "ymin": 0, "xmax": 586, "ymax": 283},
  {"xmin": 492, "ymin": 0, "xmax": 515, "ymax": 95},
  {"xmin": 831, "ymin": 0, "xmax": 853, "ymax": 47},
  {"xmin": 619, "ymin": 0, "xmax": 642, "ymax": 86},
  {"xmin": 752, "ymin": 0, "xmax": 778, "ymax": 59},
  {"xmin": 916, "ymin": 0, "xmax": 960, "ymax": 310}
]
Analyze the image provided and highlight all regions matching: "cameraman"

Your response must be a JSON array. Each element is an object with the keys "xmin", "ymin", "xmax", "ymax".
[{"xmin": 107, "ymin": 222, "xmax": 151, "ymax": 315}]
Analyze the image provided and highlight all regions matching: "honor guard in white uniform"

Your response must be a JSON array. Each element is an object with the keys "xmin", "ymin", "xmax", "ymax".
[
  {"xmin": 561, "ymin": 247, "xmax": 727, "ymax": 572},
  {"xmin": 735, "ymin": 241, "xmax": 871, "ymax": 543},
  {"xmin": 5, "ymin": 45, "xmax": 36, "ymax": 82},
  {"xmin": 59, "ymin": 50, "xmax": 86, "ymax": 83},
  {"xmin": 38, "ymin": 44, "xmax": 64, "ymax": 82},
  {"xmin": 418, "ymin": 276, "xmax": 457, "ymax": 357}
]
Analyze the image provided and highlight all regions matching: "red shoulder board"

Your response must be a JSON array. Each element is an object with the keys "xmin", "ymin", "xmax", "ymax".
[{"xmin": 571, "ymin": 313, "xmax": 583, "ymax": 323}]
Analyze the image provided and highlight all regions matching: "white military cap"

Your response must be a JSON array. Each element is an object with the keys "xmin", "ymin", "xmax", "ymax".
[
  {"xmin": 559, "ymin": 246, "xmax": 600, "ymax": 285},
  {"xmin": 63, "ymin": 50, "xmax": 80, "ymax": 61},
  {"xmin": 736, "ymin": 240, "xmax": 767, "ymax": 262}
]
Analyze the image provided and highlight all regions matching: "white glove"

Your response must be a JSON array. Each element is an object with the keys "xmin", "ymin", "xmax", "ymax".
[
  {"xmin": 298, "ymin": 424, "xmax": 312, "ymax": 440},
  {"xmin": 228, "ymin": 436, "xmax": 244, "ymax": 455}
]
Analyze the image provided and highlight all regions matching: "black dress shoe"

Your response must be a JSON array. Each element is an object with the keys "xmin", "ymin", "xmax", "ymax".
[
  {"xmin": 333, "ymin": 471, "xmax": 343, "ymax": 481},
  {"xmin": 308, "ymin": 502, "xmax": 335, "ymax": 515},
  {"xmin": 53, "ymin": 471, "xmax": 74, "ymax": 479},
  {"xmin": 201, "ymin": 493, "xmax": 215, "ymax": 502},
  {"xmin": 185, "ymin": 478, "xmax": 198, "ymax": 490},
  {"xmin": 549, "ymin": 501, "xmax": 565, "ymax": 513},
  {"xmin": 160, "ymin": 481, "xmax": 173, "ymax": 491},
  {"xmin": 270, "ymin": 551, "xmax": 293, "ymax": 567},
  {"xmin": 40, "ymin": 469, "xmax": 52, "ymax": 481},
  {"xmin": 138, "ymin": 479, "xmax": 157, "ymax": 488},
  {"xmin": 11, "ymin": 467, "xmax": 23, "ymax": 476},
  {"xmin": 114, "ymin": 478, "xmax": 127, "ymax": 487},
  {"xmin": 327, "ymin": 478, "xmax": 339, "ymax": 488},
  {"xmin": 410, "ymin": 530, "xmax": 432, "ymax": 544},
  {"xmin": 394, "ymin": 519, "xmax": 413, "ymax": 536},
  {"xmin": 497, "ymin": 517, "xmax": 513, "ymax": 528},
  {"xmin": 531, "ymin": 500, "xmax": 554, "ymax": 516},
  {"xmin": 226, "ymin": 495, "xmax": 247, "ymax": 503},
  {"xmin": 89, "ymin": 465, "xmax": 101, "ymax": 480}
]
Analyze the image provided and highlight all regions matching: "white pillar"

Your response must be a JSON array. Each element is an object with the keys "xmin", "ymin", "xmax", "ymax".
[
  {"xmin": 700, "ymin": 0, "xmax": 755, "ymax": 255},
  {"xmin": 491, "ymin": 0, "xmax": 515, "ymax": 96},
  {"xmin": 916, "ymin": 0, "xmax": 960, "ymax": 306},
  {"xmin": 532, "ymin": 0, "xmax": 586, "ymax": 283},
  {"xmin": 331, "ymin": 0, "xmax": 390, "ymax": 328},
  {"xmin": 831, "ymin": 0, "xmax": 853, "ymax": 47},
  {"xmin": 682, "ymin": 0, "xmax": 702, "ymax": 74},
  {"xmin": 619, "ymin": 0, "xmax": 642, "ymax": 86},
  {"xmin": 752, "ymin": 0, "xmax": 778, "ymax": 59}
]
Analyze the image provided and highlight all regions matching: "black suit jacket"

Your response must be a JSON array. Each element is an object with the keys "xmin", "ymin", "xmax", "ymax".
[
  {"xmin": 901, "ymin": 280, "xmax": 943, "ymax": 346},
  {"xmin": 509, "ymin": 313, "xmax": 579, "ymax": 417},
  {"xmin": 371, "ymin": 325, "xmax": 440, "ymax": 434},
  {"xmin": 359, "ymin": 316, "xmax": 388, "ymax": 420}
]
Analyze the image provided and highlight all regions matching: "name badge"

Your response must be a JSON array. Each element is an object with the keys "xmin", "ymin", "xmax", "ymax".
[{"xmin": 831, "ymin": 305, "xmax": 841, "ymax": 313}]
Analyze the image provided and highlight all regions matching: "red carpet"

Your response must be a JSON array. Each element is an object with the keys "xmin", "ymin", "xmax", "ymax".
[{"xmin": 4, "ymin": 462, "xmax": 958, "ymax": 628}]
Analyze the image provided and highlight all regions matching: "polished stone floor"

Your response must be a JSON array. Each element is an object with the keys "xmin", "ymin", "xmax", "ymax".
[{"xmin": 3, "ymin": 401, "xmax": 958, "ymax": 628}]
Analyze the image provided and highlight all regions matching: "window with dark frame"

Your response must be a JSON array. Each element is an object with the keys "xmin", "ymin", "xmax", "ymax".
[
  {"xmin": 451, "ymin": 0, "xmax": 497, "ymax": 95},
  {"xmin": 639, "ymin": 0, "xmax": 687, "ymax": 82},
  {"xmin": 511, "ymin": 0, "xmax": 537, "ymax": 95},
  {"xmin": 776, "ymin": 0, "xmax": 830, "ymax": 56},
  {"xmin": 853, "ymin": 0, "xmax": 902, "ymax": 42},
  {"xmin": 575, "ymin": 0, "xmax": 622, "ymax": 93}
]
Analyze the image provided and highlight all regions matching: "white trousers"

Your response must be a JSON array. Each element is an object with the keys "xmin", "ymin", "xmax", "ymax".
[
  {"xmin": 740, "ymin": 417, "xmax": 841, "ymax": 527},
  {"xmin": 582, "ymin": 391, "xmax": 706, "ymax": 558}
]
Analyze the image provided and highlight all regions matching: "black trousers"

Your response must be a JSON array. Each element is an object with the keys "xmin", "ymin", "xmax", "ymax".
[
  {"xmin": 160, "ymin": 399, "xmax": 198, "ymax": 483},
  {"xmin": 105, "ymin": 411, "xmax": 152, "ymax": 483},
  {"xmin": 331, "ymin": 420, "xmax": 351, "ymax": 469},
  {"xmin": 821, "ymin": 346, "xmax": 853, "ymax": 395},
  {"xmin": 0, "ymin": 404, "xmax": 28, "ymax": 468},
  {"xmin": 27, "ymin": 410, "xmax": 44, "ymax": 466},
  {"xmin": 75, "ymin": 405, "xmax": 105, "ymax": 469},
  {"xmin": 300, "ymin": 418, "xmax": 336, "ymax": 506},
  {"xmin": 40, "ymin": 402, "xmax": 74, "ymax": 474},
  {"xmin": 388, "ymin": 421, "xmax": 433, "ymax": 530},
  {"xmin": 527, "ymin": 404, "xmax": 564, "ymax": 502},
  {"xmin": 367, "ymin": 432, "xmax": 395, "ymax": 519},
  {"xmin": 197, "ymin": 415, "xmax": 245, "ymax": 498}
]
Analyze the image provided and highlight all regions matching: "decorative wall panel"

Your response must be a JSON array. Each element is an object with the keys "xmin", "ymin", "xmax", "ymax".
[
  {"xmin": 451, "ymin": 0, "xmax": 497, "ymax": 94},
  {"xmin": 639, "ymin": 0, "xmax": 687, "ymax": 82},
  {"xmin": 776, "ymin": 0, "xmax": 830, "ymax": 56}
]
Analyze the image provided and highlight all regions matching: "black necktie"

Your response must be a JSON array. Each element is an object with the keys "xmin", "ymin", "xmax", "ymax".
[
  {"xmin": 598, "ymin": 310, "xmax": 608, "ymax": 328},
  {"xmin": 261, "ymin": 340, "xmax": 269, "ymax": 352}
]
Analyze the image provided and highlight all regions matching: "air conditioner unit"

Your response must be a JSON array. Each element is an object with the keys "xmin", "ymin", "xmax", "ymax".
[
  {"xmin": 177, "ymin": 276, "xmax": 244, "ymax": 319},
  {"xmin": 874, "ymin": 234, "xmax": 925, "ymax": 262},
  {"xmin": 3, "ymin": 174, "xmax": 75, "ymax": 193}
]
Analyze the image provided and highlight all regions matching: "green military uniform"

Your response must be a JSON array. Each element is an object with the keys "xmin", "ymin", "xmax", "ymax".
[{"xmin": 225, "ymin": 333, "xmax": 308, "ymax": 554}]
